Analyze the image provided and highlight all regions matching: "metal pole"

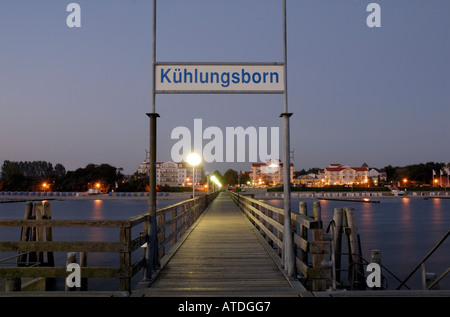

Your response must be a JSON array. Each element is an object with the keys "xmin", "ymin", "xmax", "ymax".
[
  {"xmin": 145, "ymin": 113, "xmax": 160, "ymax": 280},
  {"xmin": 151, "ymin": 0, "xmax": 156, "ymax": 114},
  {"xmin": 192, "ymin": 166, "xmax": 195, "ymax": 199},
  {"xmin": 281, "ymin": 0, "xmax": 295, "ymax": 279},
  {"xmin": 144, "ymin": 0, "xmax": 160, "ymax": 280}
]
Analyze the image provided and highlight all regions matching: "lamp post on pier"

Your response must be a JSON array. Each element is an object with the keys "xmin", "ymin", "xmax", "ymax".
[{"xmin": 187, "ymin": 153, "xmax": 201, "ymax": 199}]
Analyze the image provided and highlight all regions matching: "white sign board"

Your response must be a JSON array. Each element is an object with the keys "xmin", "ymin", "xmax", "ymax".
[{"xmin": 155, "ymin": 64, "xmax": 285, "ymax": 94}]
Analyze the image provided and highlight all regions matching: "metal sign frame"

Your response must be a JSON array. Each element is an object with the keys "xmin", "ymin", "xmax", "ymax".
[{"xmin": 146, "ymin": 0, "xmax": 294, "ymax": 280}]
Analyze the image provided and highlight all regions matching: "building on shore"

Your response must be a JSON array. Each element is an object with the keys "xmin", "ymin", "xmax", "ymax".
[
  {"xmin": 317, "ymin": 163, "xmax": 385, "ymax": 186},
  {"xmin": 294, "ymin": 174, "xmax": 322, "ymax": 187},
  {"xmin": 318, "ymin": 163, "xmax": 368, "ymax": 186},
  {"xmin": 251, "ymin": 160, "xmax": 294, "ymax": 186},
  {"xmin": 368, "ymin": 167, "xmax": 387, "ymax": 185},
  {"xmin": 137, "ymin": 160, "xmax": 202, "ymax": 187}
]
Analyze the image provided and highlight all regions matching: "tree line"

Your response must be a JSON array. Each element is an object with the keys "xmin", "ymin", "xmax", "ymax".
[
  {"xmin": 295, "ymin": 162, "xmax": 449, "ymax": 186},
  {"xmin": 0, "ymin": 160, "xmax": 124, "ymax": 192},
  {"xmin": 1, "ymin": 160, "xmax": 448, "ymax": 192},
  {"xmin": 383, "ymin": 162, "xmax": 449, "ymax": 186}
]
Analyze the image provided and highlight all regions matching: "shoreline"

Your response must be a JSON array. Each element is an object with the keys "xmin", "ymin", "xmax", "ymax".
[
  {"xmin": 2, "ymin": 189, "xmax": 449, "ymax": 203},
  {"xmin": 0, "ymin": 192, "xmax": 195, "ymax": 202}
]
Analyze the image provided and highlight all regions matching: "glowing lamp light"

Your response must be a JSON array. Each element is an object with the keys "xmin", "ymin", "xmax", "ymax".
[
  {"xmin": 186, "ymin": 153, "xmax": 201, "ymax": 198},
  {"xmin": 186, "ymin": 153, "xmax": 201, "ymax": 166}
]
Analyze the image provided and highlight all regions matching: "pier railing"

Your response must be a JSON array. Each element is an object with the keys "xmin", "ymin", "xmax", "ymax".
[
  {"xmin": 228, "ymin": 191, "xmax": 333, "ymax": 291},
  {"xmin": 0, "ymin": 192, "xmax": 219, "ymax": 293}
]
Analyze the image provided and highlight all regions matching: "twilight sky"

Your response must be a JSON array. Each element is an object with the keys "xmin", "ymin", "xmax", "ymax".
[{"xmin": 1, "ymin": 0, "xmax": 449, "ymax": 175}]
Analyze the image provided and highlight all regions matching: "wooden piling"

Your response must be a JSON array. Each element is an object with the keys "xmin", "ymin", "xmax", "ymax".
[
  {"xmin": 332, "ymin": 208, "xmax": 343, "ymax": 283},
  {"xmin": 422, "ymin": 263, "xmax": 439, "ymax": 290},
  {"xmin": 5, "ymin": 278, "xmax": 21, "ymax": 292},
  {"xmin": 299, "ymin": 202, "xmax": 308, "ymax": 264},
  {"xmin": 35, "ymin": 203, "xmax": 44, "ymax": 265},
  {"xmin": 119, "ymin": 227, "xmax": 131, "ymax": 292},
  {"xmin": 43, "ymin": 201, "xmax": 54, "ymax": 267},
  {"xmin": 371, "ymin": 249, "xmax": 382, "ymax": 290},
  {"xmin": 344, "ymin": 207, "xmax": 365, "ymax": 289},
  {"xmin": 18, "ymin": 202, "xmax": 33, "ymax": 266},
  {"xmin": 311, "ymin": 201, "xmax": 328, "ymax": 291},
  {"xmin": 313, "ymin": 201, "xmax": 322, "ymax": 229},
  {"xmin": 80, "ymin": 252, "xmax": 88, "ymax": 291}
]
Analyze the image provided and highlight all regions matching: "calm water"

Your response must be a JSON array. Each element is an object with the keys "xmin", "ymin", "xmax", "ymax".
[
  {"xmin": 1, "ymin": 197, "xmax": 449, "ymax": 291},
  {"xmin": 269, "ymin": 197, "xmax": 450, "ymax": 290},
  {"xmin": 0, "ymin": 199, "xmax": 178, "ymax": 291}
]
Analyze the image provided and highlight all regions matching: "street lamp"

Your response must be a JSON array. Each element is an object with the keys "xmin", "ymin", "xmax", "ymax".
[
  {"xmin": 186, "ymin": 153, "xmax": 201, "ymax": 198},
  {"xmin": 210, "ymin": 175, "xmax": 222, "ymax": 192}
]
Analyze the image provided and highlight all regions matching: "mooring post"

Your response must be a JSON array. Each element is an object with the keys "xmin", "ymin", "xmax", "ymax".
[
  {"xmin": 43, "ymin": 201, "xmax": 54, "ymax": 267},
  {"xmin": 299, "ymin": 202, "xmax": 308, "ymax": 264},
  {"xmin": 371, "ymin": 249, "xmax": 382, "ymax": 290},
  {"xmin": 332, "ymin": 208, "xmax": 343, "ymax": 282},
  {"xmin": 311, "ymin": 201, "xmax": 327, "ymax": 291},
  {"xmin": 344, "ymin": 207, "xmax": 365, "ymax": 289},
  {"xmin": 313, "ymin": 201, "xmax": 322, "ymax": 228},
  {"xmin": 80, "ymin": 251, "xmax": 88, "ymax": 291},
  {"xmin": 5, "ymin": 278, "xmax": 21, "ymax": 292},
  {"xmin": 35, "ymin": 203, "xmax": 44, "ymax": 265},
  {"xmin": 18, "ymin": 202, "xmax": 33, "ymax": 266}
]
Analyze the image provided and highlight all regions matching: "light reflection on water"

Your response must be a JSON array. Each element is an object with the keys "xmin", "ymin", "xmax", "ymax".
[
  {"xmin": 0, "ymin": 199, "xmax": 178, "ymax": 291},
  {"xmin": 1, "ymin": 198, "xmax": 449, "ymax": 291},
  {"xmin": 268, "ymin": 197, "xmax": 450, "ymax": 290}
]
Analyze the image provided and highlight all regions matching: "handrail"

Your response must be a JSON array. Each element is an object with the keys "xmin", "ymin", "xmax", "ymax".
[
  {"xmin": 228, "ymin": 190, "xmax": 331, "ymax": 291},
  {"xmin": 0, "ymin": 192, "xmax": 219, "ymax": 292},
  {"xmin": 396, "ymin": 230, "xmax": 449, "ymax": 290}
]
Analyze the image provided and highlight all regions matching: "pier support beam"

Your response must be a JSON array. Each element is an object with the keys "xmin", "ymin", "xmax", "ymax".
[
  {"xmin": 279, "ymin": 0, "xmax": 295, "ymax": 280},
  {"xmin": 280, "ymin": 112, "xmax": 294, "ymax": 279},
  {"xmin": 145, "ymin": 112, "xmax": 161, "ymax": 280}
]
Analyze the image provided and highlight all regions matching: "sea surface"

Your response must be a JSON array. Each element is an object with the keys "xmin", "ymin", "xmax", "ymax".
[
  {"xmin": 270, "ymin": 197, "xmax": 450, "ymax": 290},
  {"xmin": 1, "ymin": 197, "xmax": 449, "ymax": 291}
]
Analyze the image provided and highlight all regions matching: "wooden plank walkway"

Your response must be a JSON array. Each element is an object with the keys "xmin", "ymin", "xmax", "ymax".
[{"xmin": 132, "ymin": 192, "xmax": 306, "ymax": 297}]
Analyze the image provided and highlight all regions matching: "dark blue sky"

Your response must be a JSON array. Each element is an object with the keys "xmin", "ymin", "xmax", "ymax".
[{"xmin": 1, "ymin": 0, "xmax": 449, "ymax": 175}]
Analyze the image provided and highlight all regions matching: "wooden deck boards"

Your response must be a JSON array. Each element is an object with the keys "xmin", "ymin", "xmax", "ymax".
[{"xmin": 132, "ymin": 192, "xmax": 301, "ymax": 297}]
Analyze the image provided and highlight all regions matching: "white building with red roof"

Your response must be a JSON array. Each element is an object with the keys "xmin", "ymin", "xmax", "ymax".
[
  {"xmin": 251, "ymin": 159, "xmax": 294, "ymax": 186},
  {"xmin": 318, "ymin": 163, "xmax": 369, "ymax": 186}
]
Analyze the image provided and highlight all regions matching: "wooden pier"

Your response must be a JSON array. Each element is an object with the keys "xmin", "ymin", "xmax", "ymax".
[
  {"xmin": 1, "ymin": 191, "xmax": 449, "ymax": 297},
  {"xmin": 132, "ymin": 192, "xmax": 304, "ymax": 297}
]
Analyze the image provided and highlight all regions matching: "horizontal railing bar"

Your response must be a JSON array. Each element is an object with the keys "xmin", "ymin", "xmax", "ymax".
[
  {"xmin": 242, "ymin": 203, "xmax": 284, "ymax": 233},
  {"xmin": 0, "ymin": 193, "xmax": 219, "ymax": 291},
  {"xmin": 130, "ymin": 234, "xmax": 147, "ymax": 252},
  {"xmin": 242, "ymin": 207, "xmax": 283, "ymax": 250},
  {"xmin": 131, "ymin": 258, "xmax": 146, "ymax": 277},
  {"xmin": 290, "ymin": 212, "xmax": 320, "ymax": 229},
  {"xmin": 0, "ymin": 267, "xmax": 123, "ymax": 279},
  {"xmin": 163, "ymin": 206, "xmax": 196, "ymax": 227},
  {"xmin": 125, "ymin": 199, "xmax": 199, "ymax": 225},
  {"xmin": 233, "ymin": 192, "xmax": 320, "ymax": 228},
  {"xmin": 239, "ymin": 195, "xmax": 284, "ymax": 214}
]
